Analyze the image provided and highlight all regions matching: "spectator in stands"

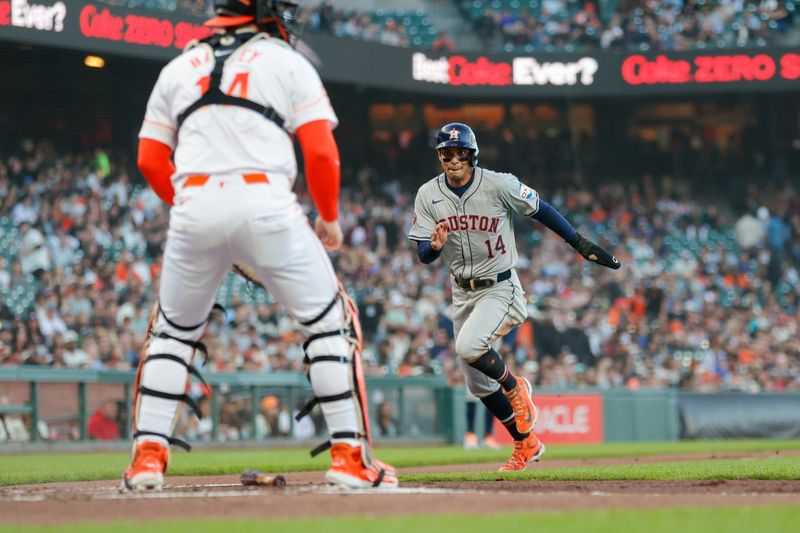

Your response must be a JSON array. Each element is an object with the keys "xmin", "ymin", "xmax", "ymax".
[
  {"xmin": 62, "ymin": 330, "xmax": 91, "ymax": 368},
  {"xmin": 0, "ymin": 258, "xmax": 10, "ymax": 292},
  {"xmin": 735, "ymin": 208, "xmax": 767, "ymax": 249},
  {"xmin": 432, "ymin": 31, "xmax": 455, "ymax": 52},
  {"xmin": 88, "ymin": 400, "xmax": 120, "ymax": 441},
  {"xmin": 0, "ymin": 292, "xmax": 13, "ymax": 324},
  {"xmin": 380, "ymin": 19, "xmax": 409, "ymax": 47},
  {"xmin": 318, "ymin": 0, "xmax": 336, "ymax": 31},
  {"xmin": 48, "ymin": 228, "xmax": 80, "ymax": 268},
  {"xmin": 759, "ymin": 0, "xmax": 791, "ymax": 30},
  {"xmin": 11, "ymin": 196, "xmax": 37, "ymax": 225},
  {"xmin": 19, "ymin": 222, "xmax": 51, "ymax": 277},
  {"xmin": 37, "ymin": 300, "xmax": 67, "ymax": 339},
  {"xmin": 377, "ymin": 401, "xmax": 398, "ymax": 437}
]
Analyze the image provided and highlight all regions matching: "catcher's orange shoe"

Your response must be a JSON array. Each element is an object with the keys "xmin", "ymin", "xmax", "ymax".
[
  {"xmin": 122, "ymin": 441, "xmax": 169, "ymax": 492},
  {"xmin": 325, "ymin": 443, "xmax": 399, "ymax": 489},
  {"xmin": 503, "ymin": 376, "xmax": 537, "ymax": 434},
  {"xmin": 498, "ymin": 433, "xmax": 546, "ymax": 471}
]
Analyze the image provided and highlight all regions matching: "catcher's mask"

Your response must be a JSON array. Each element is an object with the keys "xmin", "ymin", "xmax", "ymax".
[
  {"xmin": 206, "ymin": 0, "xmax": 300, "ymax": 44},
  {"xmin": 435, "ymin": 122, "xmax": 479, "ymax": 166}
]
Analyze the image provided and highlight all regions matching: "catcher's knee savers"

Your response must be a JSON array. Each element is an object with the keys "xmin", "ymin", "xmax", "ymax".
[
  {"xmin": 295, "ymin": 285, "xmax": 376, "ymax": 459},
  {"xmin": 132, "ymin": 303, "xmax": 220, "ymax": 451}
]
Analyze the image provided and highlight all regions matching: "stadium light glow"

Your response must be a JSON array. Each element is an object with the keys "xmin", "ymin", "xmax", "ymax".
[{"xmin": 84, "ymin": 55, "xmax": 105, "ymax": 69}]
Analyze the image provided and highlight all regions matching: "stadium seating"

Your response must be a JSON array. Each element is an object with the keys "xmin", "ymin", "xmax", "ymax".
[{"xmin": 458, "ymin": 0, "xmax": 798, "ymax": 52}]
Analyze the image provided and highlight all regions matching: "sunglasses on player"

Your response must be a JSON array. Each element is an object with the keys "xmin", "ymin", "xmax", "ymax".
[{"xmin": 437, "ymin": 148, "xmax": 472, "ymax": 163}]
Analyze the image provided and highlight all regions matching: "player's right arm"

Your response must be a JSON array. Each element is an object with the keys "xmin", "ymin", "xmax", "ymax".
[
  {"xmin": 408, "ymin": 185, "xmax": 443, "ymax": 264},
  {"xmin": 288, "ymin": 56, "xmax": 341, "ymax": 251},
  {"xmin": 296, "ymin": 120, "xmax": 341, "ymax": 251},
  {"xmin": 138, "ymin": 68, "xmax": 178, "ymax": 206}
]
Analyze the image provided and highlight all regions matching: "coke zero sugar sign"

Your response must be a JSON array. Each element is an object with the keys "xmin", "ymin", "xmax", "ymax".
[{"xmin": 621, "ymin": 52, "xmax": 800, "ymax": 85}]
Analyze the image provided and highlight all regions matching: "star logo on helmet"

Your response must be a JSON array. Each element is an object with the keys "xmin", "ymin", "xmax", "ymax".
[{"xmin": 448, "ymin": 128, "xmax": 460, "ymax": 140}]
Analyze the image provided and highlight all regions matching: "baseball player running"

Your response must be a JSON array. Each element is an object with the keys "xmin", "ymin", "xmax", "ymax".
[
  {"xmin": 410, "ymin": 123, "xmax": 620, "ymax": 471},
  {"xmin": 124, "ymin": 0, "xmax": 397, "ymax": 491}
]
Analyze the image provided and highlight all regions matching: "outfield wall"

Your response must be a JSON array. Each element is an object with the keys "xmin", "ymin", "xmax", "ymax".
[{"xmin": 1, "ymin": 369, "xmax": 799, "ymax": 448}]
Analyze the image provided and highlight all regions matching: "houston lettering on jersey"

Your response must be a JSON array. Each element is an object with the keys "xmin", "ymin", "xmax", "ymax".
[{"xmin": 439, "ymin": 215, "xmax": 500, "ymax": 233}]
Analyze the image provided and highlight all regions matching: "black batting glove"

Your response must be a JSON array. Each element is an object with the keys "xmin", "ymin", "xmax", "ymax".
[{"xmin": 567, "ymin": 232, "xmax": 621, "ymax": 270}]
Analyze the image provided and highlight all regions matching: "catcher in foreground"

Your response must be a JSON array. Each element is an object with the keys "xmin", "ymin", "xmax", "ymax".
[{"xmin": 124, "ymin": 0, "xmax": 397, "ymax": 491}]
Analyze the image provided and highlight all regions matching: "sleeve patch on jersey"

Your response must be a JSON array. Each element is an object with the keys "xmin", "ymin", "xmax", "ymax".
[{"xmin": 519, "ymin": 184, "xmax": 535, "ymax": 200}]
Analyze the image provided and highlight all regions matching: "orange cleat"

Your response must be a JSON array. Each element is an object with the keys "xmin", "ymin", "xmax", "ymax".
[
  {"xmin": 325, "ymin": 443, "xmax": 399, "ymax": 489},
  {"xmin": 463, "ymin": 431, "xmax": 479, "ymax": 450},
  {"xmin": 122, "ymin": 441, "xmax": 169, "ymax": 492},
  {"xmin": 503, "ymin": 376, "xmax": 537, "ymax": 434},
  {"xmin": 498, "ymin": 432, "xmax": 546, "ymax": 471}
]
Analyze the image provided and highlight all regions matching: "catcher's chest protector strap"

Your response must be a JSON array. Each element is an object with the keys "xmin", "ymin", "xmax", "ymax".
[{"xmin": 177, "ymin": 33, "xmax": 287, "ymax": 132}]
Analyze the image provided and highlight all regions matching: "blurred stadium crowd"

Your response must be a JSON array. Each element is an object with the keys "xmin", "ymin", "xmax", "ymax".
[
  {"xmin": 461, "ymin": 0, "xmax": 797, "ymax": 52},
  {"xmin": 0, "ymin": 138, "xmax": 798, "ymax": 396},
  {"xmin": 101, "ymin": 0, "xmax": 798, "ymax": 51}
]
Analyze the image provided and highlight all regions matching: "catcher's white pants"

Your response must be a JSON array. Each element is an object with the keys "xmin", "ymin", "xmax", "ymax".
[{"xmin": 135, "ymin": 173, "xmax": 359, "ymax": 447}]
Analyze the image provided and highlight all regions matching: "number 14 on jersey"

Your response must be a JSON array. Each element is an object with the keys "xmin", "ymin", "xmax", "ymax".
[{"xmin": 485, "ymin": 235, "xmax": 507, "ymax": 259}]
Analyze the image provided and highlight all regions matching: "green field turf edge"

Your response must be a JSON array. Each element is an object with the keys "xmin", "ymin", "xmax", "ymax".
[
  {"xmin": 3, "ymin": 506, "xmax": 799, "ymax": 533},
  {"xmin": 1, "ymin": 439, "xmax": 799, "ymax": 487},
  {"xmin": 403, "ymin": 456, "xmax": 800, "ymax": 482}
]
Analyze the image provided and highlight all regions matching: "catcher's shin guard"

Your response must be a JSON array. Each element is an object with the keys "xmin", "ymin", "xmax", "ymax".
[
  {"xmin": 131, "ymin": 303, "xmax": 215, "ymax": 451},
  {"xmin": 296, "ymin": 284, "xmax": 378, "ymax": 467}
]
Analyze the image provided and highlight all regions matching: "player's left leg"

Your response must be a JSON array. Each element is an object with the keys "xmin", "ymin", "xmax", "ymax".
[
  {"xmin": 460, "ymin": 362, "xmax": 545, "ymax": 470},
  {"xmin": 455, "ymin": 278, "xmax": 538, "ymax": 431},
  {"xmin": 124, "ymin": 186, "xmax": 234, "ymax": 491},
  {"xmin": 232, "ymin": 209, "xmax": 397, "ymax": 489},
  {"xmin": 455, "ymin": 276, "xmax": 545, "ymax": 469}
]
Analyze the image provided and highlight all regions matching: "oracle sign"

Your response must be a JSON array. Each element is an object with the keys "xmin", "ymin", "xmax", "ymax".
[
  {"xmin": 621, "ymin": 52, "xmax": 800, "ymax": 85},
  {"xmin": 0, "ymin": 0, "xmax": 66, "ymax": 32},
  {"xmin": 492, "ymin": 394, "xmax": 603, "ymax": 445},
  {"xmin": 412, "ymin": 52, "xmax": 599, "ymax": 87}
]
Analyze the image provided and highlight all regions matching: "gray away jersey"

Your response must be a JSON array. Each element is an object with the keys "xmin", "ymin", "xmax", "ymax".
[{"xmin": 409, "ymin": 167, "xmax": 540, "ymax": 279}]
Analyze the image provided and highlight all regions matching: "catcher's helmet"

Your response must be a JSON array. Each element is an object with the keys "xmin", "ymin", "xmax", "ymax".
[
  {"xmin": 434, "ymin": 123, "xmax": 479, "ymax": 165},
  {"xmin": 206, "ymin": 0, "xmax": 299, "ymax": 43}
]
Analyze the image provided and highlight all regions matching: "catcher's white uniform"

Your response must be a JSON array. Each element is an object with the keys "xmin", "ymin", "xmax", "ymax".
[{"xmin": 134, "ymin": 34, "xmax": 362, "ymax": 453}]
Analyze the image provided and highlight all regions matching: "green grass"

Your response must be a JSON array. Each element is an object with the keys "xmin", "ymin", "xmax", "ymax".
[
  {"xmin": 3, "ymin": 507, "xmax": 799, "ymax": 533},
  {"xmin": 404, "ymin": 456, "xmax": 800, "ymax": 482},
  {"xmin": 1, "ymin": 439, "xmax": 799, "ymax": 487}
]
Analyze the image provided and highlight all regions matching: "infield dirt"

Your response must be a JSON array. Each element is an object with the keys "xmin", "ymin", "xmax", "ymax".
[{"xmin": 2, "ymin": 452, "xmax": 799, "ymax": 525}]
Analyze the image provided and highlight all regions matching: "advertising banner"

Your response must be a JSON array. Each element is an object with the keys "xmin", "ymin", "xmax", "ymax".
[
  {"xmin": 0, "ymin": 0, "xmax": 211, "ymax": 60},
  {"xmin": 492, "ymin": 393, "xmax": 603, "ymax": 445},
  {"xmin": 2, "ymin": 0, "xmax": 800, "ymax": 96},
  {"xmin": 679, "ymin": 393, "xmax": 800, "ymax": 439}
]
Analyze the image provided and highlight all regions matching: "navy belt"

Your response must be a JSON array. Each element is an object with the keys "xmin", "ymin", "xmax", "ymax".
[{"xmin": 455, "ymin": 269, "xmax": 511, "ymax": 291}]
